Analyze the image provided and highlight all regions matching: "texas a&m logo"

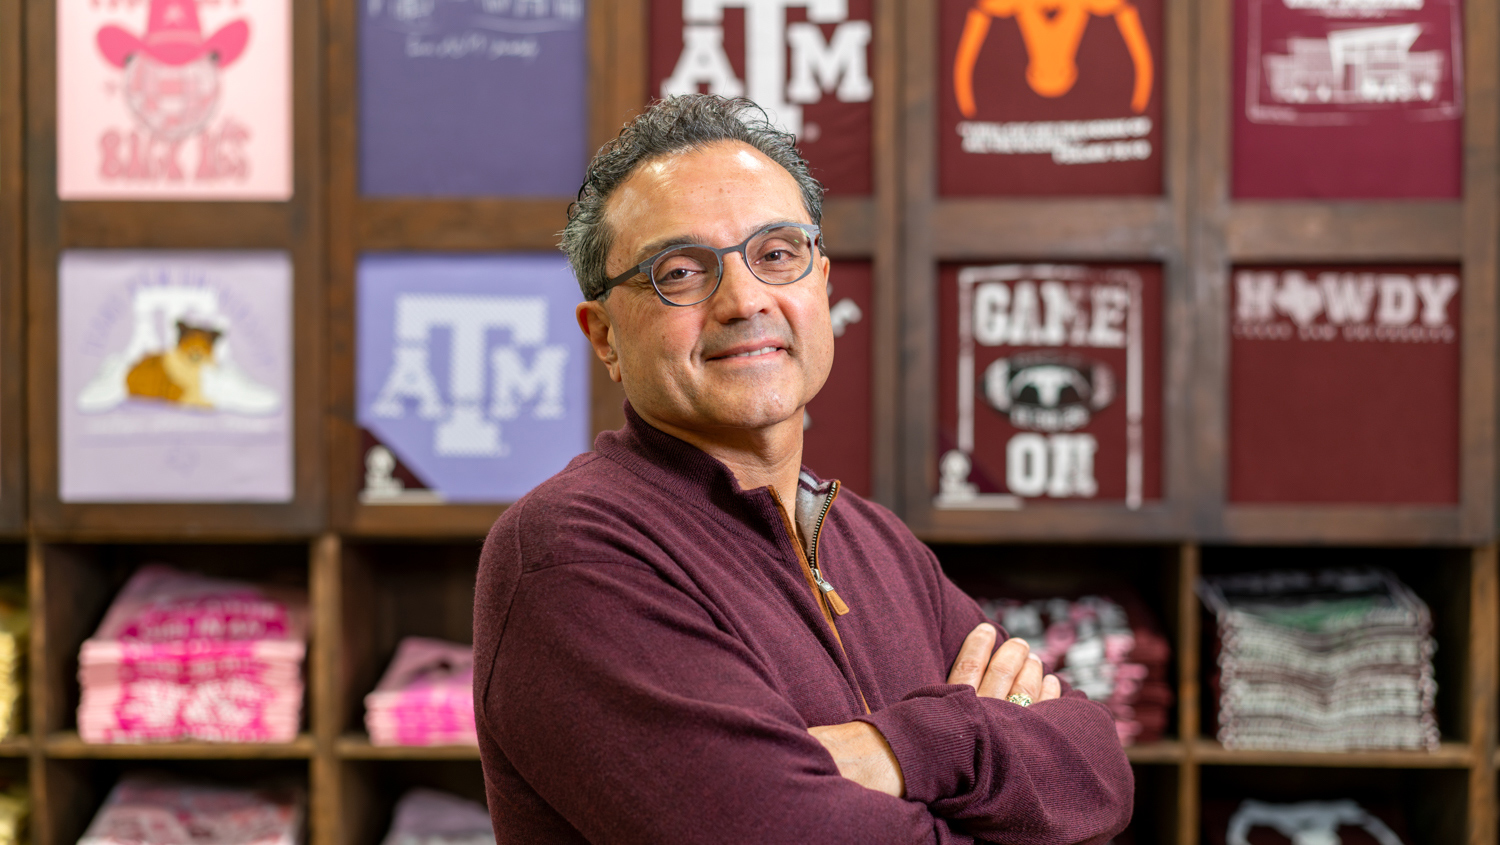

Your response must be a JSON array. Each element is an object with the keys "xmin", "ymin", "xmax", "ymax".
[
  {"xmin": 369, "ymin": 295, "xmax": 570, "ymax": 458},
  {"xmin": 658, "ymin": 0, "xmax": 872, "ymax": 139}
]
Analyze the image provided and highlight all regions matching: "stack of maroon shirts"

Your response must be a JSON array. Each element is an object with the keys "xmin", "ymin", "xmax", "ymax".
[
  {"xmin": 78, "ymin": 565, "xmax": 308, "ymax": 744},
  {"xmin": 77, "ymin": 772, "xmax": 303, "ymax": 845},
  {"xmin": 977, "ymin": 591, "xmax": 1172, "ymax": 745},
  {"xmin": 1198, "ymin": 568, "xmax": 1438, "ymax": 752},
  {"xmin": 364, "ymin": 637, "xmax": 477, "ymax": 746}
]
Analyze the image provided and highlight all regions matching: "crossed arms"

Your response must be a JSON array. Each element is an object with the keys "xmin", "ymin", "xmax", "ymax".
[
  {"xmin": 811, "ymin": 625, "xmax": 1067, "ymax": 799},
  {"xmin": 483, "ymin": 559, "xmax": 1133, "ymax": 844}
]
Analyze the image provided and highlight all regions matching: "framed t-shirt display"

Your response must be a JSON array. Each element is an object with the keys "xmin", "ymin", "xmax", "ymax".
[
  {"xmin": 56, "ymin": 0, "xmax": 293, "ymax": 200},
  {"xmin": 356, "ymin": 253, "xmax": 590, "ymax": 504},
  {"xmin": 1229, "ymin": 265, "xmax": 1460, "ymax": 504},
  {"xmin": 359, "ymin": 0, "xmax": 588, "ymax": 196},
  {"xmin": 650, "ymin": 0, "xmax": 875, "ymax": 196},
  {"xmin": 937, "ymin": 0, "xmax": 1165, "ymax": 196},
  {"xmin": 58, "ymin": 251, "xmax": 294, "ymax": 502},
  {"xmin": 936, "ymin": 262, "xmax": 1163, "ymax": 509},
  {"xmin": 802, "ymin": 259, "xmax": 873, "ymax": 497},
  {"xmin": 1232, "ymin": 0, "xmax": 1463, "ymax": 198}
]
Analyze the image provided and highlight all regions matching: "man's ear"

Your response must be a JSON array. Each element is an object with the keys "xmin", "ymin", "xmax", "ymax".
[{"xmin": 576, "ymin": 300, "xmax": 623, "ymax": 384}]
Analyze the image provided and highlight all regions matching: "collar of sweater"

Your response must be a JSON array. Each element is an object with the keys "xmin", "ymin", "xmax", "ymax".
[{"xmin": 594, "ymin": 402, "xmax": 837, "ymax": 548}]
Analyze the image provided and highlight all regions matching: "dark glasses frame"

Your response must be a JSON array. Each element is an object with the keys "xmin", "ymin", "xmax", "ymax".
[{"xmin": 592, "ymin": 222, "xmax": 823, "ymax": 306}]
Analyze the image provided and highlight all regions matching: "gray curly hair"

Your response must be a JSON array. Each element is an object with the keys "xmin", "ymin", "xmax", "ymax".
[{"xmin": 561, "ymin": 95, "xmax": 825, "ymax": 301}]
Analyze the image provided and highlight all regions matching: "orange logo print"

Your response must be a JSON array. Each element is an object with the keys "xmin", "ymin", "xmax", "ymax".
[{"xmin": 955, "ymin": 0, "xmax": 1154, "ymax": 118}]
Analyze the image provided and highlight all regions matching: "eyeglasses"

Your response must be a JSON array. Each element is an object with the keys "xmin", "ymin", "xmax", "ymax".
[{"xmin": 595, "ymin": 222, "xmax": 822, "ymax": 306}]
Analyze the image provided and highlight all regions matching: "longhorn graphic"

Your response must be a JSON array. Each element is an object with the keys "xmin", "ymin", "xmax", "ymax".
[{"xmin": 955, "ymin": 0, "xmax": 1154, "ymax": 118}]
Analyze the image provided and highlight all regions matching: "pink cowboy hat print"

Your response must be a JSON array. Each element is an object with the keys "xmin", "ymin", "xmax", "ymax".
[{"xmin": 96, "ymin": 0, "xmax": 250, "ymax": 69}]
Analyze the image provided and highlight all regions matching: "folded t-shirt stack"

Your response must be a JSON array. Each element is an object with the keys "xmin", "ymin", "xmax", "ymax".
[
  {"xmin": 78, "ymin": 772, "xmax": 303, "ymax": 845},
  {"xmin": 1198, "ymin": 568, "xmax": 1438, "ymax": 752},
  {"xmin": 0, "ymin": 778, "xmax": 26, "ymax": 845},
  {"xmin": 977, "ymin": 590, "xmax": 1173, "ymax": 745},
  {"xmin": 78, "ymin": 565, "xmax": 308, "ymax": 744},
  {"xmin": 0, "ymin": 582, "xmax": 27, "ymax": 740},
  {"xmin": 364, "ymin": 637, "xmax": 477, "ymax": 746},
  {"xmin": 380, "ymin": 788, "xmax": 494, "ymax": 845}
]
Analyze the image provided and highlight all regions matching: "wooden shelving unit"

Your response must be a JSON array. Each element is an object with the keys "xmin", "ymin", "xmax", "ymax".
[{"xmin": 0, "ymin": 0, "xmax": 1497, "ymax": 844}]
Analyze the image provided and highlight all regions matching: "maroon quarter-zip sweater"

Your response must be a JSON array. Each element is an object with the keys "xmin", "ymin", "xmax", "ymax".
[{"xmin": 473, "ymin": 406, "xmax": 1133, "ymax": 844}]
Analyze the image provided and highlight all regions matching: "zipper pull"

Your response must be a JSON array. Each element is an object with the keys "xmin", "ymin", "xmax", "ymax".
[{"xmin": 813, "ymin": 571, "xmax": 851, "ymax": 616}]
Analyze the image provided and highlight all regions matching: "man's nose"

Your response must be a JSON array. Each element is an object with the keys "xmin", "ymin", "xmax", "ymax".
[{"xmin": 710, "ymin": 251, "xmax": 769, "ymax": 319}]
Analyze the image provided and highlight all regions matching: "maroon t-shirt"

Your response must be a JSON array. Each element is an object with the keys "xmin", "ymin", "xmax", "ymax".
[{"xmin": 473, "ymin": 405, "xmax": 1133, "ymax": 843}]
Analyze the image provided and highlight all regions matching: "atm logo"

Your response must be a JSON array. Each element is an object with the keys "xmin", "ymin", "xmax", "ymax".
[
  {"xmin": 954, "ymin": 0, "xmax": 1154, "ymax": 117},
  {"xmin": 369, "ymin": 294, "xmax": 570, "ymax": 458},
  {"xmin": 660, "ymin": 0, "xmax": 873, "ymax": 138}
]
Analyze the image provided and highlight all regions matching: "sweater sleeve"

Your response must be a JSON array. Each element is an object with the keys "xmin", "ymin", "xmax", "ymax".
[
  {"xmin": 482, "ymin": 558, "xmax": 981, "ymax": 845},
  {"xmin": 855, "ymin": 553, "xmax": 1134, "ymax": 844}
]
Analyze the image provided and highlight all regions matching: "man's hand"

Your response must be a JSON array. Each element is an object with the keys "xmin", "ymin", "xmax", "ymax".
[
  {"xmin": 948, "ymin": 623, "xmax": 1063, "ymax": 704},
  {"xmin": 810, "ymin": 623, "xmax": 1060, "ymax": 798},
  {"xmin": 808, "ymin": 721, "xmax": 905, "ymax": 798}
]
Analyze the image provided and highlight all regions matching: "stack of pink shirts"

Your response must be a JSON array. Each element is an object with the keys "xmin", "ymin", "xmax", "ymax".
[
  {"xmin": 78, "ymin": 772, "xmax": 303, "ymax": 845},
  {"xmin": 364, "ymin": 637, "xmax": 477, "ymax": 746},
  {"xmin": 78, "ymin": 565, "xmax": 308, "ymax": 744},
  {"xmin": 977, "ymin": 591, "xmax": 1173, "ymax": 745}
]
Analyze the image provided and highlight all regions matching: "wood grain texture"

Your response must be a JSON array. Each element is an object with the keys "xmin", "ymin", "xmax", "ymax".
[
  {"xmin": 1189, "ymin": 0, "xmax": 1232, "ymax": 540},
  {"xmin": 1189, "ymin": 740, "xmax": 1473, "ymax": 769},
  {"xmin": 931, "ymin": 199, "xmax": 1174, "ymax": 259},
  {"xmin": 310, "ymin": 534, "xmax": 341, "ymax": 845},
  {"xmin": 335, "ymin": 735, "xmax": 480, "ymax": 761},
  {"xmin": 1219, "ymin": 506, "xmax": 1465, "ymax": 544},
  {"xmin": 0, "ymin": 0, "xmax": 25, "ymax": 535},
  {"xmin": 1458, "ymin": 0, "xmax": 1499, "ymax": 543},
  {"xmin": 1467, "ymin": 545, "xmax": 1497, "ymax": 845},
  {"xmin": 867, "ymin": 0, "xmax": 901, "ymax": 509},
  {"xmin": 1227, "ymin": 203, "xmax": 1463, "ymax": 261},
  {"xmin": 43, "ymin": 733, "xmax": 316, "ymax": 759}
]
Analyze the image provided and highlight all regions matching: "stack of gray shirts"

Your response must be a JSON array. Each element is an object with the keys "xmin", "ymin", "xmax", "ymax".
[{"xmin": 1197, "ymin": 568, "xmax": 1438, "ymax": 752}]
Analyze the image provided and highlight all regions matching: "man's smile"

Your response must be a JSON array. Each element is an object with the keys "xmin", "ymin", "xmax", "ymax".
[{"xmin": 706, "ymin": 339, "xmax": 789, "ymax": 362}]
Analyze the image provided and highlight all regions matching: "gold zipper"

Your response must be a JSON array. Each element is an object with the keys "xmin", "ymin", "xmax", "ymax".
[
  {"xmin": 769, "ymin": 482, "xmax": 868, "ymax": 714},
  {"xmin": 807, "ymin": 480, "xmax": 849, "ymax": 616}
]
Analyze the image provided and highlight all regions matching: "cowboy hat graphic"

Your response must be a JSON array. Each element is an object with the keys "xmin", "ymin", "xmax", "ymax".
[{"xmin": 96, "ymin": 0, "xmax": 250, "ymax": 69}]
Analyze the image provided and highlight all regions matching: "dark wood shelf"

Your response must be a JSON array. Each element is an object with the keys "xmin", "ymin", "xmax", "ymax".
[
  {"xmin": 1227, "ymin": 202, "xmax": 1464, "ymax": 262},
  {"xmin": 342, "ymin": 504, "xmax": 505, "ymax": 540},
  {"xmin": 1191, "ymin": 740, "xmax": 1473, "ymax": 769},
  {"xmin": 336, "ymin": 734, "xmax": 480, "ymax": 761},
  {"xmin": 1124, "ymin": 740, "xmax": 1185, "ymax": 765},
  {"xmin": 44, "ymin": 731, "xmax": 316, "ymax": 759},
  {"xmin": 931, "ymin": 198, "xmax": 1175, "ymax": 260},
  {"xmin": 1218, "ymin": 507, "xmax": 1468, "ymax": 546},
  {"xmin": 912, "ymin": 504, "xmax": 1189, "ymax": 544}
]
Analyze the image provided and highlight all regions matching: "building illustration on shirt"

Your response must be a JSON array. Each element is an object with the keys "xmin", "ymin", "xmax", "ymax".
[{"xmin": 1264, "ymin": 24, "xmax": 1444, "ymax": 106}]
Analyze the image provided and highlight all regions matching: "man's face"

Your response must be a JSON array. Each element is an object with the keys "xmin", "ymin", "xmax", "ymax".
[{"xmin": 578, "ymin": 140, "xmax": 834, "ymax": 442}]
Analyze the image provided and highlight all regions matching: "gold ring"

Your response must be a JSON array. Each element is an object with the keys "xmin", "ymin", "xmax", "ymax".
[{"xmin": 1008, "ymin": 694, "xmax": 1032, "ymax": 707}]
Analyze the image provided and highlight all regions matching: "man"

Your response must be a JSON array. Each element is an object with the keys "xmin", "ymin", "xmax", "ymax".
[{"xmin": 473, "ymin": 95, "xmax": 1132, "ymax": 844}]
